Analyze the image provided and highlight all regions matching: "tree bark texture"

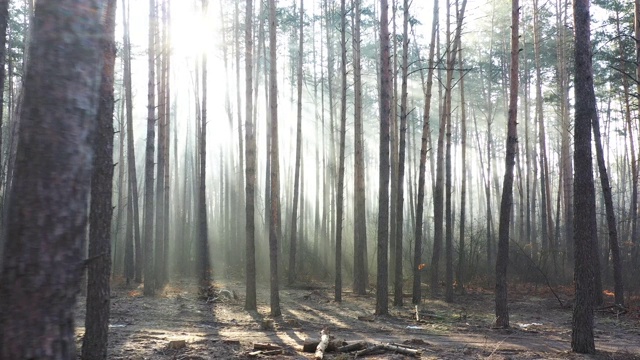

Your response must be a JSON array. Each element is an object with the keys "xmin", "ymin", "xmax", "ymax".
[
  {"xmin": 143, "ymin": 0, "xmax": 157, "ymax": 296},
  {"xmin": 571, "ymin": 0, "xmax": 597, "ymax": 353},
  {"xmin": 268, "ymin": 0, "xmax": 282, "ymax": 317},
  {"xmin": 376, "ymin": 0, "xmax": 391, "ymax": 316},
  {"xmin": 495, "ymin": 0, "xmax": 519, "ymax": 329},
  {"xmin": 0, "ymin": 0, "xmax": 106, "ymax": 357},
  {"xmin": 82, "ymin": 0, "xmax": 117, "ymax": 358},
  {"xmin": 244, "ymin": 0, "xmax": 257, "ymax": 311},
  {"xmin": 413, "ymin": 0, "xmax": 438, "ymax": 305},
  {"xmin": 352, "ymin": 0, "xmax": 368, "ymax": 296}
]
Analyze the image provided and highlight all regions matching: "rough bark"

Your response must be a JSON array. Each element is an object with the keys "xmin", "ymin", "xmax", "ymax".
[
  {"xmin": 0, "ymin": 0, "xmax": 105, "ymax": 357},
  {"xmin": 335, "ymin": 0, "xmax": 347, "ymax": 303},
  {"xmin": 122, "ymin": 0, "xmax": 142, "ymax": 283},
  {"xmin": 495, "ymin": 0, "xmax": 519, "ymax": 329},
  {"xmin": 198, "ymin": 0, "xmax": 211, "ymax": 288},
  {"xmin": 376, "ymin": 0, "xmax": 392, "ymax": 316},
  {"xmin": 393, "ymin": 0, "xmax": 410, "ymax": 307},
  {"xmin": 143, "ymin": 0, "xmax": 157, "ymax": 296},
  {"xmin": 82, "ymin": 0, "xmax": 117, "ymax": 358},
  {"xmin": 352, "ymin": 0, "xmax": 368, "ymax": 295},
  {"xmin": 571, "ymin": 0, "xmax": 597, "ymax": 353},
  {"xmin": 244, "ymin": 0, "xmax": 257, "ymax": 311},
  {"xmin": 288, "ymin": 0, "xmax": 304, "ymax": 287},
  {"xmin": 268, "ymin": 0, "xmax": 282, "ymax": 317},
  {"xmin": 413, "ymin": 0, "xmax": 438, "ymax": 305}
]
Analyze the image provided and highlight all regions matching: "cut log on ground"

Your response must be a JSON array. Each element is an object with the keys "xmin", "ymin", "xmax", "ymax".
[
  {"xmin": 384, "ymin": 343, "xmax": 422, "ymax": 357},
  {"xmin": 336, "ymin": 341, "xmax": 368, "ymax": 352},
  {"xmin": 314, "ymin": 329, "xmax": 330, "ymax": 359},
  {"xmin": 252, "ymin": 343, "xmax": 282, "ymax": 351},
  {"xmin": 302, "ymin": 337, "xmax": 345, "ymax": 352},
  {"xmin": 355, "ymin": 344, "xmax": 385, "ymax": 357}
]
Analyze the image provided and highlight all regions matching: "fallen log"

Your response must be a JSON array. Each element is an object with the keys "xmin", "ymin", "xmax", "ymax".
[
  {"xmin": 336, "ymin": 341, "xmax": 367, "ymax": 352},
  {"xmin": 354, "ymin": 344, "xmax": 385, "ymax": 357},
  {"xmin": 314, "ymin": 330, "xmax": 330, "ymax": 359},
  {"xmin": 302, "ymin": 337, "xmax": 345, "ymax": 353},
  {"xmin": 252, "ymin": 343, "xmax": 282, "ymax": 351},
  {"xmin": 384, "ymin": 343, "xmax": 421, "ymax": 357}
]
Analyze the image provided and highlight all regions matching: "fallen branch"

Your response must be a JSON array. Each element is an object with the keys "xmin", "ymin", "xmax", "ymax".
[
  {"xmin": 384, "ymin": 343, "xmax": 421, "ymax": 357},
  {"xmin": 337, "ymin": 341, "xmax": 367, "ymax": 352},
  {"xmin": 355, "ymin": 344, "xmax": 385, "ymax": 357},
  {"xmin": 314, "ymin": 329, "xmax": 329, "ymax": 359},
  {"xmin": 253, "ymin": 343, "xmax": 282, "ymax": 351}
]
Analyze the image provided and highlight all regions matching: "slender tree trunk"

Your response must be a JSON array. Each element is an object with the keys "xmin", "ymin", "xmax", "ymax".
[
  {"xmin": 352, "ymin": 0, "xmax": 368, "ymax": 295},
  {"xmin": 244, "ymin": 0, "xmax": 257, "ymax": 311},
  {"xmin": 494, "ymin": 0, "xmax": 519, "ymax": 329},
  {"xmin": 198, "ymin": 0, "xmax": 211, "ymax": 288},
  {"xmin": 288, "ymin": 0, "xmax": 304, "ymax": 286},
  {"xmin": 571, "ymin": 0, "xmax": 597, "ymax": 352},
  {"xmin": 0, "ymin": 0, "xmax": 9, "ymax": 195},
  {"xmin": 0, "ymin": 0, "xmax": 105, "ymax": 356},
  {"xmin": 393, "ymin": 0, "xmax": 410, "ymax": 307},
  {"xmin": 413, "ymin": 0, "xmax": 438, "ymax": 305},
  {"xmin": 590, "ymin": 117, "xmax": 612, "ymax": 306},
  {"xmin": 456, "ymin": 31, "xmax": 467, "ymax": 293},
  {"xmin": 143, "ymin": 0, "xmax": 157, "ymax": 296},
  {"xmin": 154, "ymin": 0, "xmax": 167, "ymax": 289},
  {"xmin": 335, "ymin": 0, "xmax": 347, "ymax": 302},
  {"xmin": 122, "ymin": 0, "xmax": 142, "ymax": 283},
  {"xmin": 376, "ymin": 0, "xmax": 392, "ymax": 316},
  {"xmin": 268, "ymin": 0, "xmax": 282, "ymax": 317}
]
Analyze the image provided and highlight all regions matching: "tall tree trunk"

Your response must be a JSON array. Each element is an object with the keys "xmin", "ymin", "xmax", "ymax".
[
  {"xmin": 456, "ymin": 30, "xmax": 467, "ymax": 293},
  {"xmin": 122, "ymin": 0, "xmax": 142, "ymax": 283},
  {"xmin": 413, "ymin": 0, "xmax": 438, "ymax": 305},
  {"xmin": 198, "ymin": 0, "xmax": 211, "ymax": 288},
  {"xmin": 154, "ymin": 0, "xmax": 167, "ymax": 289},
  {"xmin": 335, "ymin": 0, "xmax": 347, "ymax": 303},
  {"xmin": 82, "ymin": 1, "xmax": 117, "ymax": 358},
  {"xmin": 376, "ymin": 0, "xmax": 392, "ymax": 316},
  {"xmin": 0, "ymin": 0, "xmax": 105, "ymax": 356},
  {"xmin": 494, "ymin": 0, "xmax": 519, "ymax": 329},
  {"xmin": 0, "ymin": 0, "xmax": 9, "ymax": 195},
  {"xmin": 393, "ymin": 0, "xmax": 410, "ymax": 307},
  {"xmin": 143, "ymin": 0, "xmax": 157, "ymax": 296},
  {"xmin": 557, "ymin": 0, "xmax": 573, "ymax": 269},
  {"xmin": 244, "ymin": 0, "xmax": 257, "ymax": 311},
  {"xmin": 571, "ymin": 0, "xmax": 597, "ymax": 352},
  {"xmin": 635, "ymin": 0, "xmax": 640, "ymax": 263},
  {"xmin": 288, "ymin": 0, "xmax": 304, "ymax": 286},
  {"xmin": 268, "ymin": 0, "xmax": 282, "ymax": 317},
  {"xmin": 592, "ymin": 98, "xmax": 622, "ymax": 307},
  {"xmin": 352, "ymin": 0, "xmax": 368, "ymax": 295}
]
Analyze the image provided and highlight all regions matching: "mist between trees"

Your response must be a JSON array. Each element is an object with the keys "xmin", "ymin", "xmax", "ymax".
[{"xmin": 0, "ymin": 0, "xmax": 637, "ymax": 357}]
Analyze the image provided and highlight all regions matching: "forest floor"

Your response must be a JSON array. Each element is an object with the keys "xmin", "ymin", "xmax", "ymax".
[{"xmin": 75, "ymin": 277, "xmax": 640, "ymax": 359}]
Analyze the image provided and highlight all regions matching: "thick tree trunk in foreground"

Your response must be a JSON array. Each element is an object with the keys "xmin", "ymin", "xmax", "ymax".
[
  {"xmin": 82, "ymin": 0, "xmax": 117, "ymax": 358},
  {"xmin": 376, "ymin": 0, "xmax": 392, "ymax": 316},
  {"xmin": 571, "ymin": 0, "xmax": 597, "ymax": 353},
  {"xmin": 0, "ymin": 1, "xmax": 105, "ymax": 357},
  {"xmin": 495, "ymin": 0, "xmax": 519, "ymax": 329}
]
